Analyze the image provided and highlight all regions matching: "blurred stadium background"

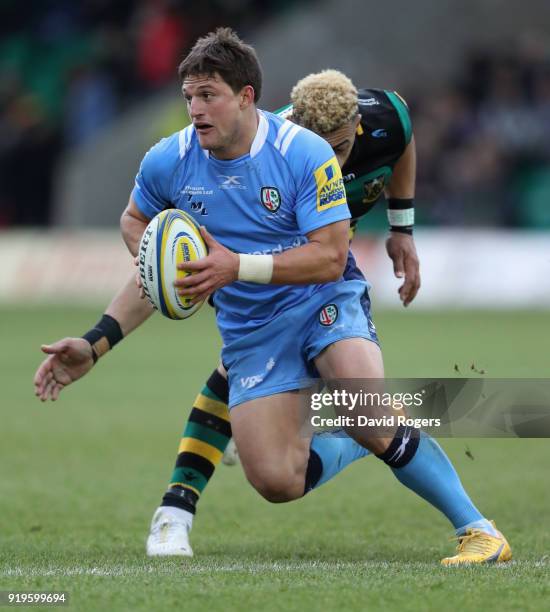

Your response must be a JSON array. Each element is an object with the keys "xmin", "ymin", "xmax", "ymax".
[
  {"xmin": 1, "ymin": 2, "xmax": 549, "ymax": 610},
  {"xmin": 2, "ymin": 0, "xmax": 550, "ymax": 306}
]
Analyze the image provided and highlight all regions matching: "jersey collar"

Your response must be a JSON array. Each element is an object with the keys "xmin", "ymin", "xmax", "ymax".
[{"xmin": 250, "ymin": 111, "xmax": 269, "ymax": 158}]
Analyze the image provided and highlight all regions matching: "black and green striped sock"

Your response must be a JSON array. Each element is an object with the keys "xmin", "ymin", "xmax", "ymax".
[{"xmin": 161, "ymin": 369, "xmax": 230, "ymax": 514}]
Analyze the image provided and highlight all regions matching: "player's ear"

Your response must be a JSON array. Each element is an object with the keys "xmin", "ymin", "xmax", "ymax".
[
  {"xmin": 353, "ymin": 113, "xmax": 361, "ymax": 128},
  {"xmin": 240, "ymin": 85, "xmax": 255, "ymax": 108}
]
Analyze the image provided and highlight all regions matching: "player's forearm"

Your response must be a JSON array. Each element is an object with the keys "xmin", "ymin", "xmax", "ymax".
[
  {"xmin": 385, "ymin": 137, "xmax": 416, "ymax": 235},
  {"xmin": 385, "ymin": 137, "xmax": 416, "ymax": 199},
  {"xmin": 238, "ymin": 220, "xmax": 350, "ymax": 285},
  {"xmin": 120, "ymin": 197, "xmax": 150, "ymax": 256},
  {"xmin": 270, "ymin": 241, "xmax": 347, "ymax": 284},
  {"xmin": 121, "ymin": 214, "xmax": 148, "ymax": 256},
  {"xmin": 105, "ymin": 274, "xmax": 154, "ymax": 336},
  {"xmin": 83, "ymin": 274, "xmax": 154, "ymax": 363}
]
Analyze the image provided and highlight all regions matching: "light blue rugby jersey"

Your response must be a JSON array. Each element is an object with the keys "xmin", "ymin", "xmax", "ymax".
[{"xmin": 132, "ymin": 110, "xmax": 351, "ymax": 345}]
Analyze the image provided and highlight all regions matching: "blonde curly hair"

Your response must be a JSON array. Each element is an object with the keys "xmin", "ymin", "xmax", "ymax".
[{"xmin": 290, "ymin": 69, "xmax": 358, "ymax": 134}]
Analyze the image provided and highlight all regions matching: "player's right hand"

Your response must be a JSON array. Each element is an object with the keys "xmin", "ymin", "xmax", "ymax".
[
  {"xmin": 33, "ymin": 338, "xmax": 95, "ymax": 402},
  {"xmin": 385, "ymin": 232, "xmax": 421, "ymax": 306}
]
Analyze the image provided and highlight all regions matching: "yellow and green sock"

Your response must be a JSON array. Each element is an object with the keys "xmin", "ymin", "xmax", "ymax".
[{"xmin": 161, "ymin": 369, "xmax": 230, "ymax": 514}]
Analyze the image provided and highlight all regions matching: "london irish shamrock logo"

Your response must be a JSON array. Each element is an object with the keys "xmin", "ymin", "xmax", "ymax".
[
  {"xmin": 319, "ymin": 304, "xmax": 339, "ymax": 326},
  {"xmin": 261, "ymin": 187, "xmax": 281, "ymax": 212}
]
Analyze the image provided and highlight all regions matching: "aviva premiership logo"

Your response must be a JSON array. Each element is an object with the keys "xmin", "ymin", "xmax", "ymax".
[
  {"xmin": 261, "ymin": 187, "xmax": 281, "ymax": 212},
  {"xmin": 319, "ymin": 303, "xmax": 338, "ymax": 326},
  {"xmin": 314, "ymin": 158, "xmax": 346, "ymax": 212}
]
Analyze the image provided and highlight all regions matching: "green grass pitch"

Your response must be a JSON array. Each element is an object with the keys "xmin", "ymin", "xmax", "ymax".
[{"xmin": 1, "ymin": 306, "xmax": 549, "ymax": 611}]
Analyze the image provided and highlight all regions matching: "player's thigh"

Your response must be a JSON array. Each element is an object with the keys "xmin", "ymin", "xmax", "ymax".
[
  {"xmin": 314, "ymin": 338, "xmax": 398, "ymax": 453},
  {"xmin": 314, "ymin": 337, "xmax": 384, "ymax": 379},
  {"xmin": 230, "ymin": 391, "xmax": 311, "ymax": 501}
]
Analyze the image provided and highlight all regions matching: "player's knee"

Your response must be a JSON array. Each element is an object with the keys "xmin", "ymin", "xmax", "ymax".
[
  {"xmin": 256, "ymin": 482, "xmax": 296, "ymax": 503},
  {"xmin": 245, "ymin": 464, "xmax": 302, "ymax": 503}
]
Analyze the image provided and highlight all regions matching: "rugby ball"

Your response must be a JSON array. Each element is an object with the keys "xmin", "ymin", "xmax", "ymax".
[{"xmin": 138, "ymin": 209, "xmax": 208, "ymax": 320}]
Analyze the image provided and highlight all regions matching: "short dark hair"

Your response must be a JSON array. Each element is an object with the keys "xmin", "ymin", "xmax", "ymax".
[{"xmin": 178, "ymin": 28, "xmax": 262, "ymax": 102}]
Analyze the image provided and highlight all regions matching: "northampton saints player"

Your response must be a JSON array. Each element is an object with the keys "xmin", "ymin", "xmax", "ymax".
[{"xmin": 146, "ymin": 69, "xmax": 421, "ymax": 556}]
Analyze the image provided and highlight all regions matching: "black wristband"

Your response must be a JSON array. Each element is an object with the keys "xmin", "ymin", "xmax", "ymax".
[
  {"xmin": 388, "ymin": 197, "xmax": 414, "ymax": 210},
  {"xmin": 82, "ymin": 314, "xmax": 123, "ymax": 361},
  {"xmin": 390, "ymin": 226, "xmax": 413, "ymax": 235}
]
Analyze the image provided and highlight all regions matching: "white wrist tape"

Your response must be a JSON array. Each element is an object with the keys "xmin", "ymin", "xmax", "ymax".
[
  {"xmin": 238, "ymin": 254, "xmax": 273, "ymax": 283},
  {"xmin": 387, "ymin": 208, "xmax": 415, "ymax": 227}
]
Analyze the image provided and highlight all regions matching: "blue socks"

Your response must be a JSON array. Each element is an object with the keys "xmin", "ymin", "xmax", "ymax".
[
  {"xmin": 390, "ymin": 433, "xmax": 485, "ymax": 532},
  {"xmin": 305, "ymin": 431, "xmax": 370, "ymax": 492},
  {"xmin": 305, "ymin": 429, "xmax": 491, "ymax": 536}
]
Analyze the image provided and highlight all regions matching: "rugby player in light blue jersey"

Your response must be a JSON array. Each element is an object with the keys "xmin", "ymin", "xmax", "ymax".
[
  {"xmin": 152, "ymin": 70, "xmax": 421, "ymax": 539},
  {"xmin": 34, "ymin": 28, "xmax": 511, "ymax": 565}
]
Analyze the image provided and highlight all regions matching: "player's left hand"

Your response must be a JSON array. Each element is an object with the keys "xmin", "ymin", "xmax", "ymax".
[
  {"xmin": 175, "ymin": 226, "xmax": 239, "ymax": 304},
  {"xmin": 33, "ymin": 338, "xmax": 95, "ymax": 401},
  {"xmin": 385, "ymin": 232, "xmax": 420, "ymax": 306}
]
